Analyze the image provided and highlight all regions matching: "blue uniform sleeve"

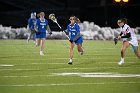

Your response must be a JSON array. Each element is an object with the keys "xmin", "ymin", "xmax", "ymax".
[
  {"xmin": 76, "ymin": 24, "xmax": 80, "ymax": 32},
  {"xmin": 45, "ymin": 19, "xmax": 48, "ymax": 26}
]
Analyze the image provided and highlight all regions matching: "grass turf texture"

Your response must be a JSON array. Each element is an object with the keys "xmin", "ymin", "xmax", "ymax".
[{"xmin": 0, "ymin": 40, "xmax": 140, "ymax": 93}]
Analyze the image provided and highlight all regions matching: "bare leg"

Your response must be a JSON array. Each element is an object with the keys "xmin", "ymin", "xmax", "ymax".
[
  {"xmin": 118, "ymin": 41, "xmax": 130, "ymax": 65},
  {"xmin": 70, "ymin": 42, "xmax": 75, "ymax": 59},
  {"xmin": 77, "ymin": 44, "xmax": 84, "ymax": 55},
  {"xmin": 134, "ymin": 46, "xmax": 140, "ymax": 59},
  {"xmin": 36, "ymin": 39, "xmax": 41, "ymax": 47},
  {"xmin": 68, "ymin": 42, "xmax": 75, "ymax": 64},
  {"xmin": 40, "ymin": 38, "xmax": 45, "ymax": 51},
  {"xmin": 121, "ymin": 41, "xmax": 130, "ymax": 58},
  {"xmin": 39, "ymin": 38, "xmax": 45, "ymax": 55}
]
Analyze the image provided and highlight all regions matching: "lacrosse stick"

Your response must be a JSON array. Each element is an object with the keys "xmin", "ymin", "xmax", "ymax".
[
  {"xmin": 114, "ymin": 37, "xmax": 118, "ymax": 45},
  {"xmin": 49, "ymin": 13, "xmax": 69, "ymax": 39}
]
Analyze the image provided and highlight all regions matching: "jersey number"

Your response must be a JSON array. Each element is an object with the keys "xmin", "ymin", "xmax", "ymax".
[
  {"xmin": 72, "ymin": 32, "xmax": 76, "ymax": 35},
  {"xmin": 42, "ymin": 26, "xmax": 44, "ymax": 29}
]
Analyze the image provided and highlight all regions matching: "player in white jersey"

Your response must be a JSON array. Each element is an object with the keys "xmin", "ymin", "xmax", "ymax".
[{"xmin": 117, "ymin": 18, "xmax": 140, "ymax": 65}]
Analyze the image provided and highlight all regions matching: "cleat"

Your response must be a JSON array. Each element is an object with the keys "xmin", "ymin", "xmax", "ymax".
[
  {"xmin": 68, "ymin": 59, "xmax": 72, "ymax": 65},
  {"xmin": 40, "ymin": 51, "xmax": 44, "ymax": 56},
  {"xmin": 118, "ymin": 60, "xmax": 124, "ymax": 65},
  {"xmin": 68, "ymin": 62, "xmax": 72, "ymax": 65},
  {"xmin": 80, "ymin": 51, "xmax": 84, "ymax": 55}
]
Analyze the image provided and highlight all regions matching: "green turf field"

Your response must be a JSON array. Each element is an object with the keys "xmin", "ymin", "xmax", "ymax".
[{"xmin": 0, "ymin": 40, "xmax": 140, "ymax": 93}]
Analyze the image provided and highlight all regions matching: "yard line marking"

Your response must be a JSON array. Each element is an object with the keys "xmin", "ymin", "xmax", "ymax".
[
  {"xmin": 0, "ymin": 64, "xmax": 14, "ymax": 67},
  {"xmin": 0, "ymin": 69, "xmax": 40, "ymax": 71},
  {"xmin": 0, "ymin": 82, "xmax": 140, "ymax": 87},
  {"xmin": 1, "ymin": 73, "xmax": 140, "ymax": 78},
  {"xmin": 53, "ymin": 72, "xmax": 140, "ymax": 78},
  {"xmin": 0, "ymin": 75, "xmax": 52, "ymax": 78}
]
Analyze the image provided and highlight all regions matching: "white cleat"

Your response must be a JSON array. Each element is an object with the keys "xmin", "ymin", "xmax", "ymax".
[
  {"xmin": 118, "ymin": 61, "xmax": 124, "ymax": 65},
  {"xmin": 68, "ymin": 59, "xmax": 72, "ymax": 65},
  {"xmin": 40, "ymin": 51, "xmax": 44, "ymax": 56}
]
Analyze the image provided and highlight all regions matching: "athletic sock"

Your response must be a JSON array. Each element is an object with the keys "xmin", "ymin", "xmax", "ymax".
[
  {"xmin": 121, "ymin": 58, "xmax": 124, "ymax": 62},
  {"xmin": 69, "ymin": 59, "xmax": 72, "ymax": 62}
]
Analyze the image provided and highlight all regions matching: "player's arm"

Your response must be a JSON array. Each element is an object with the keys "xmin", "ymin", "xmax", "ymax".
[
  {"xmin": 121, "ymin": 32, "xmax": 131, "ymax": 38},
  {"xmin": 114, "ymin": 32, "xmax": 123, "ymax": 45},
  {"xmin": 34, "ymin": 23, "xmax": 38, "ymax": 32},
  {"xmin": 63, "ymin": 29, "xmax": 69, "ymax": 35},
  {"xmin": 73, "ymin": 32, "xmax": 81, "ymax": 42},
  {"xmin": 118, "ymin": 27, "xmax": 131, "ymax": 39},
  {"xmin": 46, "ymin": 25, "xmax": 52, "ymax": 35}
]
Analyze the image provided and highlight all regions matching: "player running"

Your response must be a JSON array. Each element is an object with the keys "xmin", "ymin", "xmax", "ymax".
[
  {"xmin": 35, "ymin": 12, "xmax": 52, "ymax": 55},
  {"xmin": 27, "ymin": 12, "xmax": 37, "ymax": 43},
  {"xmin": 66, "ymin": 15, "xmax": 84, "ymax": 64},
  {"xmin": 116, "ymin": 18, "xmax": 140, "ymax": 65}
]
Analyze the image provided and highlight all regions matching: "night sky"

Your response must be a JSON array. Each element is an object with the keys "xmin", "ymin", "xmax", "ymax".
[{"xmin": 0, "ymin": 0, "xmax": 140, "ymax": 29}]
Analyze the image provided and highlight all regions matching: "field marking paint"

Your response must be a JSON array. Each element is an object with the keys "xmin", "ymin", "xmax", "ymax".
[
  {"xmin": 1, "ymin": 72, "xmax": 140, "ymax": 78},
  {"xmin": 0, "ymin": 64, "xmax": 14, "ymax": 67},
  {"xmin": 53, "ymin": 72, "xmax": 140, "ymax": 78},
  {"xmin": 0, "ymin": 75, "xmax": 52, "ymax": 78},
  {"xmin": 0, "ymin": 69, "xmax": 40, "ymax": 71},
  {"xmin": 0, "ymin": 82, "xmax": 140, "ymax": 87}
]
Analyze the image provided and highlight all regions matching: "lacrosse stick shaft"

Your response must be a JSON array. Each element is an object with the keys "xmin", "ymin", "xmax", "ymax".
[{"xmin": 55, "ymin": 21, "xmax": 70, "ymax": 39}]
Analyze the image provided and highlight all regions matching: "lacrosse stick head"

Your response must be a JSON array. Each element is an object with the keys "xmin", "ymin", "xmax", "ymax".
[{"xmin": 49, "ymin": 13, "xmax": 57, "ymax": 23}]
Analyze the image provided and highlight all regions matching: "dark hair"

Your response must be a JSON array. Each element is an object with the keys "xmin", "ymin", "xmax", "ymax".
[
  {"xmin": 70, "ymin": 15, "xmax": 81, "ymax": 23},
  {"xmin": 37, "ymin": 12, "xmax": 45, "ymax": 17},
  {"xmin": 118, "ymin": 18, "xmax": 128, "ymax": 24}
]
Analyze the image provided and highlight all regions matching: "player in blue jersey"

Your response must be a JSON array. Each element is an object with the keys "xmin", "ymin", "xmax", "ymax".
[
  {"xmin": 27, "ymin": 12, "xmax": 37, "ymax": 43},
  {"xmin": 67, "ymin": 15, "xmax": 84, "ymax": 64},
  {"xmin": 35, "ymin": 12, "xmax": 52, "ymax": 55}
]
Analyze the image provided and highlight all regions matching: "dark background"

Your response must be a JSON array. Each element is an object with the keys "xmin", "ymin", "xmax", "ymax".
[{"xmin": 0, "ymin": 0, "xmax": 140, "ymax": 30}]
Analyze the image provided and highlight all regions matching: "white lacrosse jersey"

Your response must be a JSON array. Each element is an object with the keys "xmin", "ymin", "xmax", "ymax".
[{"xmin": 120, "ymin": 24, "xmax": 138, "ymax": 46}]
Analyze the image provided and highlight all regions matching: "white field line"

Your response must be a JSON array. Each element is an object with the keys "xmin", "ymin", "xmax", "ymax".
[
  {"xmin": 0, "ymin": 64, "xmax": 14, "ymax": 67},
  {"xmin": 0, "ymin": 82, "xmax": 140, "ymax": 87},
  {"xmin": 1, "ymin": 73, "xmax": 140, "ymax": 78},
  {"xmin": 53, "ymin": 72, "xmax": 140, "ymax": 78},
  {"xmin": 0, "ymin": 69, "xmax": 40, "ymax": 71}
]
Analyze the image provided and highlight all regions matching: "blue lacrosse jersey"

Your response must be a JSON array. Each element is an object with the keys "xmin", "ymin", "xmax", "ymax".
[
  {"xmin": 67, "ymin": 23, "xmax": 81, "ymax": 40},
  {"xmin": 67, "ymin": 23, "xmax": 83, "ymax": 44},
  {"xmin": 36, "ymin": 19, "xmax": 48, "ymax": 33},
  {"xmin": 36, "ymin": 18, "xmax": 48, "ymax": 38},
  {"xmin": 28, "ymin": 18, "xmax": 36, "ymax": 30}
]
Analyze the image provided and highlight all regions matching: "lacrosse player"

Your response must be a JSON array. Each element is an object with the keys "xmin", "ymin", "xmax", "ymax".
[
  {"xmin": 27, "ymin": 12, "xmax": 37, "ymax": 43},
  {"xmin": 35, "ymin": 12, "xmax": 52, "ymax": 55},
  {"xmin": 117, "ymin": 18, "xmax": 140, "ymax": 65},
  {"xmin": 67, "ymin": 15, "xmax": 84, "ymax": 64}
]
